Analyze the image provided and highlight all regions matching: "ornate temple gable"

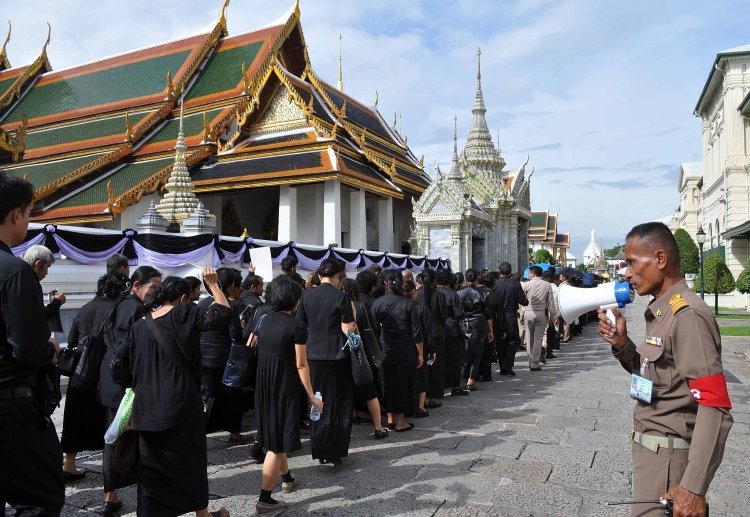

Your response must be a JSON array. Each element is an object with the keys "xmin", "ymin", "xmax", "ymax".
[
  {"xmin": 0, "ymin": 126, "xmax": 24, "ymax": 162},
  {"xmin": 0, "ymin": 31, "xmax": 53, "ymax": 115},
  {"xmin": 0, "ymin": 22, "xmax": 10, "ymax": 71}
]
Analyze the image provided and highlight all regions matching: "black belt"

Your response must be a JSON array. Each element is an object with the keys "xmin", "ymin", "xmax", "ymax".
[{"xmin": 0, "ymin": 386, "xmax": 34, "ymax": 400}]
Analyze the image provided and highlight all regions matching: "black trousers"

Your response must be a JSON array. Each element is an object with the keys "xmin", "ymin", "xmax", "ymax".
[
  {"xmin": 495, "ymin": 312, "xmax": 521, "ymax": 372},
  {"xmin": 0, "ymin": 397, "xmax": 64, "ymax": 516}
]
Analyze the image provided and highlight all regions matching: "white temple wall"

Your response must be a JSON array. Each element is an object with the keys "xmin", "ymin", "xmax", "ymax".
[{"xmin": 296, "ymin": 183, "xmax": 324, "ymax": 244}]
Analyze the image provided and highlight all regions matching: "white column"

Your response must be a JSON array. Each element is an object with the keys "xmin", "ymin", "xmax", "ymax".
[
  {"xmin": 278, "ymin": 185, "xmax": 297, "ymax": 243},
  {"xmin": 378, "ymin": 197, "xmax": 394, "ymax": 252},
  {"xmin": 349, "ymin": 189, "xmax": 367, "ymax": 249},
  {"xmin": 324, "ymin": 179, "xmax": 342, "ymax": 246}
]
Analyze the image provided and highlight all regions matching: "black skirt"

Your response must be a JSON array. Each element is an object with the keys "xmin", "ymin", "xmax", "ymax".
[
  {"xmin": 102, "ymin": 407, "xmax": 136, "ymax": 492},
  {"xmin": 60, "ymin": 385, "xmax": 105, "ymax": 454},
  {"xmin": 427, "ymin": 336, "xmax": 445, "ymax": 399},
  {"xmin": 255, "ymin": 352, "xmax": 301, "ymax": 454},
  {"xmin": 201, "ymin": 366, "xmax": 244, "ymax": 434},
  {"xmin": 136, "ymin": 415, "xmax": 208, "ymax": 517},
  {"xmin": 382, "ymin": 362, "xmax": 417, "ymax": 415},
  {"xmin": 415, "ymin": 346, "xmax": 429, "ymax": 394},
  {"xmin": 308, "ymin": 359, "xmax": 353, "ymax": 460},
  {"xmin": 443, "ymin": 335, "xmax": 465, "ymax": 388}
]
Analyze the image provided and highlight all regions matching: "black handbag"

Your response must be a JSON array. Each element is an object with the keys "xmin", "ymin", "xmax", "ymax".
[
  {"xmin": 358, "ymin": 302, "xmax": 382, "ymax": 368},
  {"xmin": 70, "ymin": 303, "xmax": 117, "ymax": 390},
  {"xmin": 346, "ymin": 331, "xmax": 373, "ymax": 387},
  {"xmin": 56, "ymin": 347, "xmax": 81, "ymax": 377},
  {"xmin": 459, "ymin": 318, "xmax": 476, "ymax": 340},
  {"xmin": 112, "ymin": 419, "xmax": 138, "ymax": 479},
  {"xmin": 222, "ymin": 342, "xmax": 255, "ymax": 389}
]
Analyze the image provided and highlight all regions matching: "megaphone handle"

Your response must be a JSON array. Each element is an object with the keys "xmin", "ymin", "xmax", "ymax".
[{"xmin": 606, "ymin": 309, "xmax": 616, "ymax": 326}]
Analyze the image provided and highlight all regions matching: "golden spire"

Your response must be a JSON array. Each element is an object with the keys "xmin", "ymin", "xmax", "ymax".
[
  {"xmin": 202, "ymin": 110, "xmax": 210, "ymax": 142},
  {"xmin": 337, "ymin": 34, "xmax": 343, "ymax": 91},
  {"xmin": 0, "ymin": 21, "xmax": 11, "ymax": 69},
  {"xmin": 166, "ymin": 71, "xmax": 175, "ymax": 99}
]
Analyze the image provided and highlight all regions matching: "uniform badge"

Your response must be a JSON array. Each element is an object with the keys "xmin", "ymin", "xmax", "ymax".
[{"xmin": 669, "ymin": 294, "xmax": 689, "ymax": 315}]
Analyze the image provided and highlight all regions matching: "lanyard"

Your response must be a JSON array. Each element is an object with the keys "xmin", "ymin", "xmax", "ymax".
[{"xmin": 640, "ymin": 357, "xmax": 649, "ymax": 377}]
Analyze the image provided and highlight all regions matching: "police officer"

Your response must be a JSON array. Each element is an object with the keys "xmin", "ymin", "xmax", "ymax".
[
  {"xmin": 598, "ymin": 222, "xmax": 733, "ymax": 517},
  {"xmin": 0, "ymin": 171, "xmax": 65, "ymax": 515}
]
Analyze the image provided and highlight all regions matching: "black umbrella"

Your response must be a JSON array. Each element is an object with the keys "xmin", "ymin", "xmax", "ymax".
[{"xmin": 558, "ymin": 267, "xmax": 583, "ymax": 279}]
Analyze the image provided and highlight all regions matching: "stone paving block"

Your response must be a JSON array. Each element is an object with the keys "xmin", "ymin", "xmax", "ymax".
[
  {"xmin": 392, "ymin": 446, "xmax": 475, "ymax": 470},
  {"xmin": 334, "ymin": 488, "xmax": 444, "ymax": 516},
  {"xmin": 520, "ymin": 442, "xmax": 595, "ymax": 467},
  {"xmin": 547, "ymin": 463, "xmax": 631, "ymax": 493},
  {"xmin": 592, "ymin": 418, "xmax": 631, "ymax": 433},
  {"xmin": 469, "ymin": 455, "xmax": 553, "ymax": 484},
  {"xmin": 543, "ymin": 396, "xmax": 601, "ymax": 409},
  {"xmin": 521, "ymin": 402, "xmax": 576, "ymax": 417},
  {"xmin": 560, "ymin": 428, "xmax": 631, "ymax": 450},
  {"xmin": 401, "ymin": 467, "xmax": 500, "ymax": 504},
  {"xmin": 488, "ymin": 481, "xmax": 583, "ymax": 516},
  {"xmin": 452, "ymin": 434, "xmax": 527, "ymax": 460},
  {"xmin": 591, "ymin": 448, "xmax": 632, "ymax": 472},
  {"xmin": 537, "ymin": 414, "xmax": 596, "ymax": 431},
  {"xmin": 705, "ymin": 481, "xmax": 748, "ymax": 517},
  {"xmin": 497, "ymin": 423, "xmax": 564, "ymax": 444},
  {"xmin": 436, "ymin": 501, "xmax": 533, "ymax": 516},
  {"xmin": 711, "ymin": 445, "xmax": 750, "ymax": 483},
  {"xmin": 577, "ymin": 489, "xmax": 633, "ymax": 517}
]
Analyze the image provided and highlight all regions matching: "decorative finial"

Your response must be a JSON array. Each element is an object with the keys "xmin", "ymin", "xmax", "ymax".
[
  {"xmin": 166, "ymin": 71, "xmax": 175, "ymax": 99},
  {"xmin": 124, "ymin": 112, "xmax": 133, "ymax": 141},
  {"xmin": 0, "ymin": 21, "xmax": 11, "ymax": 69},
  {"xmin": 453, "ymin": 115, "xmax": 458, "ymax": 157},
  {"xmin": 293, "ymin": 0, "xmax": 300, "ymax": 18},
  {"xmin": 476, "ymin": 47, "xmax": 481, "ymax": 81},
  {"xmin": 374, "ymin": 90, "xmax": 378, "ymax": 107},
  {"xmin": 219, "ymin": 0, "xmax": 230, "ymax": 32},
  {"xmin": 337, "ymin": 33, "xmax": 344, "ymax": 91}
]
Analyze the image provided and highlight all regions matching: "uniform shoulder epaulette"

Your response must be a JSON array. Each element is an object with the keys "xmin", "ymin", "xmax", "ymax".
[{"xmin": 669, "ymin": 294, "xmax": 689, "ymax": 315}]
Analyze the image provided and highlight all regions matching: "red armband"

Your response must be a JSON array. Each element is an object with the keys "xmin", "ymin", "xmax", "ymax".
[{"xmin": 688, "ymin": 373, "xmax": 732, "ymax": 410}]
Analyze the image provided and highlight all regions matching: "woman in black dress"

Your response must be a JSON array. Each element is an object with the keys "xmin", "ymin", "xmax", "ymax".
[
  {"xmin": 197, "ymin": 267, "xmax": 247, "ymax": 445},
  {"xmin": 296, "ymin": 258, "xmax": 356, "ymax": 465},
  {"xmin": 111, "ymin": 270, "xmax": 230, "ymax": 517},
  {"xmin": 339, "ymin": 278, "xmax": 388, "ymax": 439},
  {"xmin": 371, "ymin": 269, "xmax": 424, "ymax": 432},
  {"xmin": 252, "ymin": 277, "xmax": 322, "ymax": 513},
  {"xmin": 62, "ymin": 271, "xmax": 128, "ymax": 481},
  {"xmin": 432, "ymin": 269, "xmax": 467, "ymax": 397},
  {"xmin": 99, "ymin": 265, "xmax": 162, "ymax": 516}
]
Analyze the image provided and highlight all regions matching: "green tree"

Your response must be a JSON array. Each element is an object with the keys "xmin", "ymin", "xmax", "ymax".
[
  {"xmin": 576, "ymin": 263, "xmax": 589, "ymax": 273},
  {"xmin": 673, "ymin": 228, "xmax": 700, "ymax": 275},
  {"xmin": 603, "ymin": 243, "xmax": 623, "ymax": 258},
  {"xmin": 694, "ymin": 254, "xmax": 735, "ymax": 314},
  {"xmin": 736, "ymin": 260, "xmax": 750, "ymax": 294},
  {"xmin": 534, "ymin": 249, "xmax": 553, "ymax": 264}
]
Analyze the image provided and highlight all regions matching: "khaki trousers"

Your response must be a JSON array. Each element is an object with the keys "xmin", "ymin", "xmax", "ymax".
[
  {"xmin": 631, "ymin": 440, "xmax": 689, "ymax": 517},
  {"xmin": 524, "ymin": 309, "xmax": 546, "ymax": 368}
]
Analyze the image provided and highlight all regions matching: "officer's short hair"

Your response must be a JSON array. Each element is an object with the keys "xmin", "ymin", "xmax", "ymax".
[
  {"xmin": 499, "ymin": 262, "xmax": 512, "ymax": 276},
  {"xmin": 106, "ymin": 253, "xmax": 129, "ymax": 273},
  {"xmin": 626, "ymin": 222, "xmax": 679, "ymax": 262},
  {"xmin": 23, "ymin": 245, "xmax": 55, "ymax": 267}
]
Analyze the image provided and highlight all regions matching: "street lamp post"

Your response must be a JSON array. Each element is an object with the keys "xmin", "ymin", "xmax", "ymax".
[{"xmin": 696, "ymin": 226, "xmax": 706, "ymax": 300}]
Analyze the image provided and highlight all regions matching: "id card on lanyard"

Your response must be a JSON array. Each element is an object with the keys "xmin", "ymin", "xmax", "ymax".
[{"xmin": 630, "ymin": 357, "xmax": 653, "ymax": 404}]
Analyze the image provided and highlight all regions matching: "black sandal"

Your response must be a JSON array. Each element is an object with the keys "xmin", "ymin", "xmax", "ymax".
[{"xmin": 374, "ymin": 428, "xmax": 389, "ymax": 440}]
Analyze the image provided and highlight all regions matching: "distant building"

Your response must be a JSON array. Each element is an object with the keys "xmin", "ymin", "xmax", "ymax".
[
  {"xmin": 527, "ymin": 210, "xmax": 570, "ymax": 266},
  {"xmin": 0, "ymin": 2, "xmax": 429, "ymax": 252},
  {"xmin": 673, "ymin": 44, "xmax": 750, "ymax": 306},
  {"xmin": 582, "ymin": 229, "xmax": 604, "ymax": 270},
  {"xmin": 410, "ymin": 49, "xmax": 532, "ymax": 273}
]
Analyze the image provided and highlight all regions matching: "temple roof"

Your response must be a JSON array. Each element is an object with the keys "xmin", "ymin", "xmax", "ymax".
[{"xmin": 0, "ymin": 2, "xmax": 427, "ymax": 224}]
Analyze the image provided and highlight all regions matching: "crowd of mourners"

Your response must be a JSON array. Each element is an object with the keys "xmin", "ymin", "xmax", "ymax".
[{"xmin": 16, "ymin": 241, "xmax": 595, "ymax": 517}]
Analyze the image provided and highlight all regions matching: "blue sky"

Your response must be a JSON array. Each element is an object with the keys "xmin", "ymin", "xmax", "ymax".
[{"xmin": 5, "ymin": 0, "xmax": 750, "ymax": 260}]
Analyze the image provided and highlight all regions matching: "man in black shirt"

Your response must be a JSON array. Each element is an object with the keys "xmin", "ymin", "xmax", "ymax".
[
  {"xmin": 487, "ymin": 262, "xmax": 528, "ymax": 376},
  {"xmin": 0, "ymin": 171, "xmax": 65, "ymax": 515}
]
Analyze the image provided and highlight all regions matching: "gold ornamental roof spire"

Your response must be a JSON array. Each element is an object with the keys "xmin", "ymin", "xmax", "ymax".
[{"xmin": 337, "ymin": 33, "xmax": 344, "ymax": 91}]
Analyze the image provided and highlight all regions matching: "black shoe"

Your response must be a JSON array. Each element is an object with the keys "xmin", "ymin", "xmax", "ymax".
[
  {"xmin": 100, "ymin": 500, "xmax": 123, "ymax": 516},
  {"xmin": 500, "ymin": 369, "xmax": 516, "ymax": 376},
  {"xmin": 451, "ymin": 388, "xmax": 470, "ymax": 396},
  {"xmin": 250, "ymin": 443, "xmax": 266, "ymax": 464},
  {"xmin": 530, "ymin": 366, "xmax": 542, "ymax": 371},
  {"xmin": 63, "ymin": 470, "xmax": 86, "ymax": 483},
  {"xmin": 467, "ymin": 384, "xmax": 478, "ymax": 392},
  {"xmin": 540, "ymin": 355, "xmax": 546, "ymax": 364}
]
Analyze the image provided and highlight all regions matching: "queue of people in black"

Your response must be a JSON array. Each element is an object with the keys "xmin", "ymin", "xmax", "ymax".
[{"xmin": 8, "ymin": 226, "xmax": 596, "ymax": 516}]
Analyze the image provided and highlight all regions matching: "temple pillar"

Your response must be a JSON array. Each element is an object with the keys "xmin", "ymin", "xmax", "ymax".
[
  {"xmin": 378, "ymin": 197, "xmax": 394, "ymax": 252},
  {"xmin": 324, "ymin": 179, "xmax": 341, "ymax": 246},
  {"xmin": 349, "ymin": 189, "xmax": 367, "ymax": 250},
  {"xmin": 278, "ymin": 185, "xmax": 297, "ymax": 243},
  {"xmin": 509, "ymin": 217, "xmax": 519, "ymax": 273}
]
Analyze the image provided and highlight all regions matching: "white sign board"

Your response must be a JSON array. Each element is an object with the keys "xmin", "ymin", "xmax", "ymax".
[{"xmin": 249, "ymin": 246, "xmax": 274, "ymax": 282}]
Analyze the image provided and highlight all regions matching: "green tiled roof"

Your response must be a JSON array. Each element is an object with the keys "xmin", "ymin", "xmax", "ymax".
[
  {"xmin": 0, "ymin": 76, "xmax": 17, "ymax": 96},
  {"xmin": 56, "ymin": 156, "xmax": 174, "ymax": 208},
  {"xmin": 3, "ymin": 50, "xmax": 191, "ymax": 123},
  {"xmin": 25, "ymin": 111, "xmax": 151, "ymax": 150},
  {"xmin": 144, "ymin": 108, "xmax": 223, "ymax": 144},
  {"xmin": 186, "ymin": 41, "xmax": 263, "ymax": 100},
  {"xmin": 4, "ymin": 152, "xmax": 105, "ymax": 190},
  {"xmin": 529, "ymin": 212, "xmax": 547, "ymax": 227},
  {"xmin": 547, "ymin": 216, "xmax": 556, "ymax": 230}
]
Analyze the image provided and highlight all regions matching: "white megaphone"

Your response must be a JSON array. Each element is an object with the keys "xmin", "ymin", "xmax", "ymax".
[{"xmin": 559, "ymin": 281, "xmax": 634, "ymax": 325}]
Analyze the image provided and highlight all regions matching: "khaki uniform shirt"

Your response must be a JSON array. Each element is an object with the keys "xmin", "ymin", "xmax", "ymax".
[
  {"xmin": 522, "ymin": 277, "xmax": 552, "ymax": 314},
  {"xmin": 613, "ymin": 279, "xmax": 733, "ymax": 495}
]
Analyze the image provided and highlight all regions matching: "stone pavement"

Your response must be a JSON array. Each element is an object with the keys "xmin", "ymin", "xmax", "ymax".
[{"xmin": 48, "ymin": 296, "xmax": 749, "ymax": 516}]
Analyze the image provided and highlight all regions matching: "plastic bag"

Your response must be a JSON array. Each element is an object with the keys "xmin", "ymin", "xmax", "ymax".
[{"xmin": 104, "ymin": 388, "xmax": 135, "ymax": 444}]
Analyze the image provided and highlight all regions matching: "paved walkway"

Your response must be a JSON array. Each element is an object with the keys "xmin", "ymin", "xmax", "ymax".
[{"xmin": 52, "ymin": 296, "xmax": 749, "ymax": 516}]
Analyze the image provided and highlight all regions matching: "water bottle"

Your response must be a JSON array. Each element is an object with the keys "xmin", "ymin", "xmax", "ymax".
[{"xmin": 309, "ymin": 391, "xmax": 322, "ymax": 422}]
